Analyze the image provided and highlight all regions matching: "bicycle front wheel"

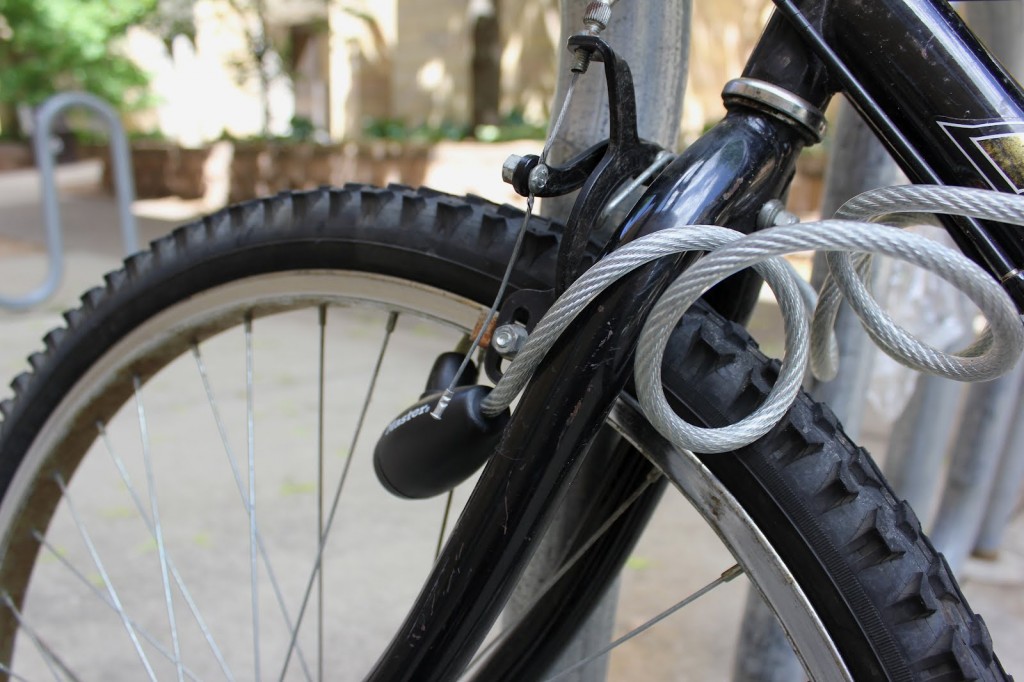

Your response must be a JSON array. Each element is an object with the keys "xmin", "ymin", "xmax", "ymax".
[{"xmin": 0, "ymin": 185, "xmax": 1007, "ymax": 680}]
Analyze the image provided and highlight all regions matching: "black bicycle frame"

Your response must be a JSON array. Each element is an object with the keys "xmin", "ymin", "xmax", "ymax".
[
  {"xmin": 771, "ymin": 0, "xmax": 1024, "ymax": 307},
  {"xmin": 366, "ymin": 1, "xmax": 1024, "ymax": 679}
]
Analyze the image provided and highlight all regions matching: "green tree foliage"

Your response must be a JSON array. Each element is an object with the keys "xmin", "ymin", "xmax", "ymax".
[{"xmin": 0, "ymin": 0, "xmax": 157, "ymax": 111}]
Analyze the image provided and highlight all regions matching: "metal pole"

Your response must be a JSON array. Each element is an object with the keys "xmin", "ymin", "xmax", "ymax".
[
  {"xmin": 1, "ymin": 92, "xmax": 139, "ymax": 310},
  {"xmin": 882, "ymin": 370, "xmax": 966, "ymax": 525},
  {"xmin": 808, "ymin": 99, "xmax": 902, "ymax": 438},
  {"xmin": 928, "ymin": 361, "xmax": 1024, "ymax": 573},
  {"xmin": 974, "ymin": 373, "xmax": 1024, "ymax": 556},
  {"xmin": 542, "ymin": 0, "xmax": 690, "ymax": 221},
  {"xmin": 508, "ymin": 2, "xmax": 690, "ymax": 680}
]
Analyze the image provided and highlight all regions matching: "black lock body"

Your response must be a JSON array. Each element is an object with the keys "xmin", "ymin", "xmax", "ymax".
[{"xmin": 373, "ymin": 353, "xmax": 510, "ymax": 499}]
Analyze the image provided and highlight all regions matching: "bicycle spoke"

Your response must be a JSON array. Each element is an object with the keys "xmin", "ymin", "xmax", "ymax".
[
  {"xmin": 542, "ymin": 565, "xmax": 744, "ymax": 682},
  {"xmin": 435, "ymin": 491, "xmax": 455, "ymax": 562},
  {"xmin": 245, "ymin": 317, "xmax": 261, "ymax": 681},
  {"xmin": 277, "ymin": 310, "xmax": 399, "ymax": 680},
  {"xmin": 0, "ymin": 659, "xmax": 36, "ymax": 682},
  {"xmin": 3, "ymin": 593, "xmax": 72, "ymax": 682},
  {"xmin": 191, "ymin": 342, "xmax": 313, "ymax": 680},
  {"xmin": 434, "ymin": 334, "xmax": 472, "ymax": 563},
  {"xmin": 53, "ymin": 473, "xmax": 158, "ymax": 681},
  {"xmin": 133, "ymin": 376, "xmax": 184, "ymax": 682},
  {"xmin": 464, "ymin": 469, "xmax": 662, "ymax": 673},
  {"xmin": 97, "ymin": 422, "xmax": 235, "ymax": 681},
  {"xmin": 317, "ymin": 304, "xmax": 327, "ymax": 682},
  {"xmin": 26, "ymin": 534, "xmax": 202, "ymax": 682}
]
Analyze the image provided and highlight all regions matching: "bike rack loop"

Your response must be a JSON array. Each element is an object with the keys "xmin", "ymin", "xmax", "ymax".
[{"xmin": 0, "ymin": 92, "xmax": 139, "ymax": 311}]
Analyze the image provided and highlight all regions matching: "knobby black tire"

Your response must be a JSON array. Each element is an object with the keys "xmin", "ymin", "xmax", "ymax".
[{"xmin": 0, "ymin": 184, "xmax": 1008, "ymax": 680}]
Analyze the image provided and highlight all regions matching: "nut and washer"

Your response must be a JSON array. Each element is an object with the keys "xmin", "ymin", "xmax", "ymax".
[{"xmin": 492, "ymin": 324, "xmax": 529, "ymax": 359}]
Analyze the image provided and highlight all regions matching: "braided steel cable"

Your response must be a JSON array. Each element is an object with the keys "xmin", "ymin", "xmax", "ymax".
[{"xmin": 481, "ymin": 185, "xmax": 1024, "ymax": 454}]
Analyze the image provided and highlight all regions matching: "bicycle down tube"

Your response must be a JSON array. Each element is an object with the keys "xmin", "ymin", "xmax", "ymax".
[{"xmin": 367, "ymin": 1, "xmax": 1024, "ymax": 679}]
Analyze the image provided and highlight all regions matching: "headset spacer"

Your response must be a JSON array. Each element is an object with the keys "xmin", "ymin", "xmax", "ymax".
[{"xmin": 723, "ymin": 78, "xmax": 828, "ymax": 143}]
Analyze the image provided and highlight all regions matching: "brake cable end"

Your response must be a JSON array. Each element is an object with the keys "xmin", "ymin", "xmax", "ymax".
[{"xmin": 430, "ymin": 389, "xmax": 454, "ymax": 420}]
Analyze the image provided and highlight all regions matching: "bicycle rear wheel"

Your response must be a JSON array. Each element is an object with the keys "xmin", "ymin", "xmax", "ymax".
[{"xmin": 0, "ymin": 185, "xmax": 1008, "ymax": 680}]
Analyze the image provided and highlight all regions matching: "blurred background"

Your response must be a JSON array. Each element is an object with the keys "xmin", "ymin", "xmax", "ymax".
[{"xmin": 0, "ymin": 0, "xmax": 802, "ymax": 207}]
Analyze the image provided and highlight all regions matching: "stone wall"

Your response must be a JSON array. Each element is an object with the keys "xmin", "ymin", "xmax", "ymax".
[{"xmin": 99, "ymin": 140, "xmax": 430, "ymax": 203}]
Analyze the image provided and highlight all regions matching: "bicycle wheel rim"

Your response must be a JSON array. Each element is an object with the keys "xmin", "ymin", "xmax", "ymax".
[
  {"xmin": 0, "ymin": 271, "xmax": 486, "ymax": 679},
  {"xmin": 0, "ymin": 269, "xmax": 847, "ymax": 680}
]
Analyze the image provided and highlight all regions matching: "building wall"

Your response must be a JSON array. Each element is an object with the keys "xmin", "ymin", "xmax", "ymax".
[
  {"xmin": 683, "ymin": 0, "xmax": 776, "ymax": 140},
  {"xmin": 500, "ymin": 0, "xmax": 561, "ymax": 125},
  {"xmin": 125, "ymin": 0, "xmax": 295, "ymax": 144},
  {"xmin": 124, "ymin": 0, "xmax": 776, "ymax": 144},
  {"xmin": 370, "ymin": 0, "xmax": 773, "ymax": 139},
  {"xmin": 392, "ymin": 0, "xmax": 473, "ymax": 128},
  {"xmin": 328, "ymin": 1, "xmax": 396, "ymax": 139}
]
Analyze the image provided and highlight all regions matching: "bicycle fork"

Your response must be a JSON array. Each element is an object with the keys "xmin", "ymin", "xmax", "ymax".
[{"xmin": 366, "ymin": 19, "xmax": 826, "ymax": 682}]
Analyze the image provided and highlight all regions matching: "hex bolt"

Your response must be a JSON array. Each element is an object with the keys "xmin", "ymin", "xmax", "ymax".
[
  {"xmin": 757, "ymin": 199, "xmax": 800, "ymax": 228},
  {"xmin": 492, "ymin": 324, "xmax": 529, "ymax": 359},
  {"xmin": 502, "ymin": 154, "xmax": 524, "ymax": 185}
]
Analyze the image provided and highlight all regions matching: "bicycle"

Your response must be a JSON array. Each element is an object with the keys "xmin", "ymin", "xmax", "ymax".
[{"xmin": 1, "ymin": 0, "xmax": 1022, "ymax": 679}]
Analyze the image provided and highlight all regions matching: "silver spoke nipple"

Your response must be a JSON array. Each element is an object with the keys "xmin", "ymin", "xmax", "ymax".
[{"xmin": 722, "ymin": 564, "xmax": 744, "ymax": 581}]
